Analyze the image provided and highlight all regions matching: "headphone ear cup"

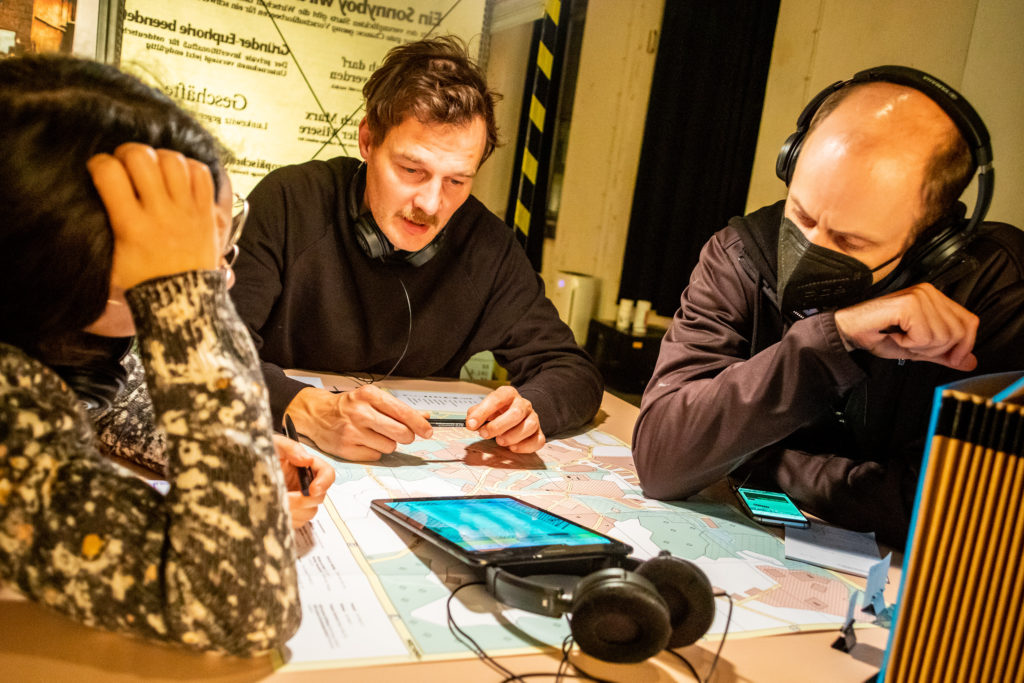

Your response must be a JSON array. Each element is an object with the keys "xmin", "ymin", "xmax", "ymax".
[
  {"xmin": 353, "ymin": 213, "xmax": 392, "ymax": 261},
  {"xmin": 776, "ymin": 131, "xmax": 803, "ymax": 185},
  {"xmin": 635, "ymin": 554, "xmax": 716, "ymax": 648},
  {"xmin": 568, "ymin": 568, "xmax": 671, "ymax": 664}
]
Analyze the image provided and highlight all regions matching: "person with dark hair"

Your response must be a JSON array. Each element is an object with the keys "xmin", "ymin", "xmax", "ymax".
[
  {"xmin": 0, "ymin": 54, "xmax": 305, "ymax": 654},
  {"xmin": 632, "ymin": 70, "xmax": 1024, "ymax": 547},
  {"xmin": 231, "ymin": 36, "xmax": 602, "ymax": 461},
  {"xmin": 0, "ymin": 56, "xmax": 335, "ymax": 530}
]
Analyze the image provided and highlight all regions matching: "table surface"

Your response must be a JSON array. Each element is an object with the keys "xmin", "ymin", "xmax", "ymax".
[{"xmin": 0, "ymin": 374, "xmax": 898, "ymax": 682}]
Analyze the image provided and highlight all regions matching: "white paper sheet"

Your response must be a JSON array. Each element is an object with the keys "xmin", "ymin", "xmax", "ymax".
[
  {"xmin": 384, "ymin": 389, "xmax": 486, "ymax": 412},
  {"xmin": 282, "ymin": 513, "xmax": 411, "ymax": 665},
  {"xmin": 784, "ymin": 523, "xmax": 881, "ymax": 577}
]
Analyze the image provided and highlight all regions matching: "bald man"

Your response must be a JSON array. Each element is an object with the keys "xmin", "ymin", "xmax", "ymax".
[{"xmin": 632, "ymin": 68, "xmax": 1024, "ymax": 546}]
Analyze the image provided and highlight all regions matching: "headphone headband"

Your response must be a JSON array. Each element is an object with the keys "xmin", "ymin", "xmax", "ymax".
[
  {"xmin": 776, "ymin": 65, "xmax": 995, "ymax": 286},
  {"xmin": 850, "ymin": 66, "xmax": 991, "ymax": 168},
  {"xmin": 484, "ymin": 551, "xmax": 715, "ymax": 663}
]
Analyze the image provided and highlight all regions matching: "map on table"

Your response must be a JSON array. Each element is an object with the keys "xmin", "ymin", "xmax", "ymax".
[{"xmin": 279, "ymin": 409, "xmax": 876, "ymax": 669}]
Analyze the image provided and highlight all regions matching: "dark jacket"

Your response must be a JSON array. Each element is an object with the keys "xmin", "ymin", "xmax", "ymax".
[
  {"xmin": 230, "ymin": 156, "xmax": 603, "ymax": 436},
  {"xmin": 633, "ymin": 200, "xmax": 1024, "ymax": 546}
]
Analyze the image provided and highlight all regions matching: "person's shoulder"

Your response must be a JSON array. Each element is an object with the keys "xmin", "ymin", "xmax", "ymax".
[
  {"xmin": 977, "ymin": 221, "xmax": 1024, "ymax": 251},
  {"xmin": 449, "ymin": 195, "xmax": 515, "ymax": 246},
  {"xmin": 456, "ymin": 195, "xmax": 506, "ymax": 228},
  {"xmin": 726, "ymin": 200, "xmax": 784, "ymax": 244},
  {"xmin": 0, "ymin": 341, "xmax": 41, "ymax": 383},
  {"xmin": 0, "ymin": 342, "xmax": 73, "ymax": 408},
  {"xmin": 971, "ymin": 221, "xmax": 1024, "ymax": 273},
  {"xmin": 252, "ymin": 156, "xmax": 359, "ymax": 197},
  {"xmin": 714, "ymin": 223, "xmax": 744, "ymax": 252},
  {"xmin": 715, "ymin": 200, "xmax": 786, "ymax": 268}
]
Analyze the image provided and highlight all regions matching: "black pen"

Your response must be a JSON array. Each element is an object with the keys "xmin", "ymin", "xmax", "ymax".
[{"xmin": 284, "ymin": 413, "xmax": 313, "ymax": 497}]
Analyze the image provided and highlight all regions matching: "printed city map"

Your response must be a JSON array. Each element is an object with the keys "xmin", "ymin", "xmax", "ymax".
[{"xmin": 280, "ymin": 414, "xmax": 877, "ymax": 668}]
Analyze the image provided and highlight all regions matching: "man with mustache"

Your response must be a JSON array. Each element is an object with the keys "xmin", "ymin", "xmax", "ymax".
[
  {"xmin": 632, "ymin": 67, "xmax": 1024, "ymax": 547},
  {"xmin": 231, "ymin": 37, "xmax": 602, "ymax": 461}
]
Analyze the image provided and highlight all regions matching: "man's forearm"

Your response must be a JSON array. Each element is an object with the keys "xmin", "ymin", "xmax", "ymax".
[
  {"xmin": 633, "ymin": 314, "xmax": 865, "ymax": 500},
  {"xmin": 516, "ymin": 361, "xmax": 603, "ymax": 436}
]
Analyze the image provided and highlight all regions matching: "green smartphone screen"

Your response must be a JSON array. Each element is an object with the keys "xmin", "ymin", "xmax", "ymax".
[{"xmin": 736, "ymin": 487, "xmax": 809, "ymax": 525}]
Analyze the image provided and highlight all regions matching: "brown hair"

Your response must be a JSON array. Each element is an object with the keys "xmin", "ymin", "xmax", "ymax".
[
  {"xmin": 807, "ymin": 83, "xmax": 974, "ymax": 233},
  {"xmin": 362, "ymin": 36, "xmax": 500, "ymax": 163}
]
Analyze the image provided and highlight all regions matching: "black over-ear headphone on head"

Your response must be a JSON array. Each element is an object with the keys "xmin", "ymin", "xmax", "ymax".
[
  {"xmin": 486, "ymin": 550, "xmax": 716, "ymax": 663},
  {"xmin": 776, "ymin": 65, "xmax": 994, "ymax": 287},
  {"xmin": 347, "ymin": 162, "xmax": 445, "ymax": 267}
]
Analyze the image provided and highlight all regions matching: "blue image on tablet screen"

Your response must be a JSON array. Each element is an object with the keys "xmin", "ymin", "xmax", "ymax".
[{"xmin": 389, "ymin": 498, "xmax": 611, "ymax": 552}]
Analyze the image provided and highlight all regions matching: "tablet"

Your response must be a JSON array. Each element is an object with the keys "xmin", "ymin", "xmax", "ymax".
[{"xmin": 371, "ymin": 494, "xmax": 633, "ymax": 567}]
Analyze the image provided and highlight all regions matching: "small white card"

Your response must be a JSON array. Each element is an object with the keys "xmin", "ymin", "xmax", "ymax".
[
  {"xmin": 865, "ymin": 553, "xmax": 892, "ymax": 614},
  {"xmin": 289, "ymin": 375, "xmax": 324, "ymax": 388},
  {"xmin": 785, "ymin": 522, "xmax": 881, "ymax": 577}
]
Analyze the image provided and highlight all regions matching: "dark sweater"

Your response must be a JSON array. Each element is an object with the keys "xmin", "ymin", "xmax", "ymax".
[
  {"xmin": 633, "ymin": 200, "xmax": 1024, "ymax": 546},
  {"xmin": 230, "ymin": 156, "xmax": 603, "ymax": 436}
]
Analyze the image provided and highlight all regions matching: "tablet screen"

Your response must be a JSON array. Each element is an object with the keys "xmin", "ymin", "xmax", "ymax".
[{"xmin": 372, "ymin": 495, "xmax": 632, "ymax": 565}]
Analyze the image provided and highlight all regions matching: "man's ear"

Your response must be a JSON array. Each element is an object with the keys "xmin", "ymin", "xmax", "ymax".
[{"xmin": 357, "ymin": 118, "xmax": 373, "ymax": 160}]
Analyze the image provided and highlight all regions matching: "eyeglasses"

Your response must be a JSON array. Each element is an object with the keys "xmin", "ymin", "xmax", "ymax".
[{"xmin": 223, "ymin": 193, "xmax": 249, "ymax": 269}]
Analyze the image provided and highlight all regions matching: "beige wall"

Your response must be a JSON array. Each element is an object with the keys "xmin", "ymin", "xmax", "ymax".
[
  {"xmin": 538, "ymin": 0, "xmax": 665, "ymax": 321},
  {"xmin": 474, "ymin": 0, "xmax": 664, "ymax": 322},
  {"xmin": 473, "ymin": 20, "xmax": 534, "ymax": 216},
  {"xmin": 478, "ymin": 0, "xmax": 1023, "ymax": 323},
  {"xmin": 961, "ymin": 0, "xmax": 1024, "ymax": 227},
  {"xmin": 747, "ymin": 0, "xmax": 1024, "ymax": 229}
]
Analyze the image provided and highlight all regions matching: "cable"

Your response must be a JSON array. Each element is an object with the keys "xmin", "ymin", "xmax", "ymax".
[
  {"xmin": 705, "ymin": 591, "xmax": 734, "ymax": 682},
  {"xmin": 446, "ymin": 584, "xmax": 614, "ymax": 683},
  {"xmin": 443, "ymin": 573, "xmax": 731, "ymax": 682},
  {"xmin": 379, "ymin": 275, "xmax": 412, "ymax": 380},
  {"xmin": 446, "ymin": 582, "xmax": 522, "ymax": 680},
  {"xmin": 665, "ymin": 649, "xmax": 702, "ymax": 681},
  {"xmin": 564, "ymin": 657, "xmax": 614, "ymax": 683},
  {"xmin": 323, "ymin": 274, "xmax": 411, "ymax": 387},
  {"xmin": 662, "ymin": 591, "xmax": 733, "ymax": 682},
  {"xmin": 557, "ymin": 634, "xmax": 574, "ymax": 680},
  {"xmin": 501, "ymin": 675, "xmax": 610, "ymax": 682}
]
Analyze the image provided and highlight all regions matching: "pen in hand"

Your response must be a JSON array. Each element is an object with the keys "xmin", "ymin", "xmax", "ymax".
[{"xmin": 284, "ymin": 413, "xmax": 314, "ymax": 497}]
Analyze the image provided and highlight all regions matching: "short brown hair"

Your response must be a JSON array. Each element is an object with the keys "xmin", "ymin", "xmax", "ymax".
[
  {"xmin": 807, "ymin": 83, "xmax": 975, "ymax": 233},
  {"xmin": 362, "ymin": 36, "xmax": 500, "ymax": 163}
]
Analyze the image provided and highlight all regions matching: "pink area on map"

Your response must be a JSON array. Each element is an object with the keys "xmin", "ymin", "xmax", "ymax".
[{"xmin": 757, "ymin": 565, "xmax": 847, "ymax": 615}]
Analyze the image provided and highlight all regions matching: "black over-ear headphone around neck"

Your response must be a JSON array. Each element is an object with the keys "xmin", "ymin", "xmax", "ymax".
[
  {"xmin": 775, "ymin": 65, "xmax": 994, "ymax": 286},
  {"xmin": 347, "ymin": 162, "xmax": 445, "ymax": 267},
  {"xmin": 486, "ymin": 550, "xmax": 716, "ymax": 663}
]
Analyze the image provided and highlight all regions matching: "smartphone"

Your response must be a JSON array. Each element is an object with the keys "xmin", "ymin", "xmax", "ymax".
[
  {"xmin": 734, "ymin": 487, "xmax": 810, "ymax": 528},
  {"xmin": 371, "ymin": 494, "xmax": 633, "ymax": 567}
]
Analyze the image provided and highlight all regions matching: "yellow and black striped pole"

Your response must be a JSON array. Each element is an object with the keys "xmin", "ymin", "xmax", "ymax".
[{"xmin": 505, "ymin": 0, "xmax": 571, "ymax": 270}]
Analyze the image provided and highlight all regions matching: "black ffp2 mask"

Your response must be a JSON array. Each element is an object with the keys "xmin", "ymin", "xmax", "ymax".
[{"xmin": 777, "ymin": 217, "xmax": 900, "ymax": 314}]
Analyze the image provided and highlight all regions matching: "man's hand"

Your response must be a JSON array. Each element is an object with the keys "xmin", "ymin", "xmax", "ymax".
[
  {"xmin": 273, "ymin": 434, "xmax": 335, "ymax": 528},
  {"xmin": 287, "ymin": 385, "xmax": 432, "ymax": 461},
  {"xmin": 466, "ymin": 386, "xmax": 546, "ymax": 453},
  {"xmin": 834, "ymin": 283, "xmax": 979, "ymax": 371}
]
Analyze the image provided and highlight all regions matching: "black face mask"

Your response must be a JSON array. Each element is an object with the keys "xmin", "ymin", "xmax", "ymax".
[{"xmin": 777, "ymin": 216, "xmax": 900, "ymax": 315}]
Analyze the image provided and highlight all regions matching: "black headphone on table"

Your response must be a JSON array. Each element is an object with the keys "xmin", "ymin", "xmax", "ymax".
[
  {"xmin": 485, "ymin": 550, "xmax": 716, "ymax": 664},
  {"xmin": 348, "ymin": 162, "xmax": 445, "ymax": 267},
  {"xmin": 776, "ymin": 65, "xmax": 994, "ymax": 288}
]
